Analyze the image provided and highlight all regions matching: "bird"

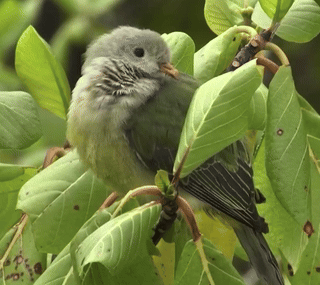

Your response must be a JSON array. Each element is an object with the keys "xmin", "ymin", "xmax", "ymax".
[{"xmin": 67, "ymin": 26, "xmax": 284, "ymax": 285}]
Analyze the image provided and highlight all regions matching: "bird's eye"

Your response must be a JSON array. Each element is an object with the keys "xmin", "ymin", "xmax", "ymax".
[{"xmin": 134, "ymin": 48, "xmax": 145, "ymax": 57}]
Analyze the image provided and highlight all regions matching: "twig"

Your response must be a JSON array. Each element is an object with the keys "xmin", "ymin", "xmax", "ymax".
[
  {"xmin": 0, "ymin": 214, "xmax": 28, "ymax": 270},
  {"xmin": 99, "ymin": 192, "xmax": 119, "ymax": 210}
]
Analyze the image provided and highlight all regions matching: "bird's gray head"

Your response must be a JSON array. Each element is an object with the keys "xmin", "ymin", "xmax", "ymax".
[
  {"xmin": 69, "ymin": 26, "xmax": 180, "ymax": 132},
  {"xmin": 83, "ymin": 26, "xmax": 173, "ymax": 77}
]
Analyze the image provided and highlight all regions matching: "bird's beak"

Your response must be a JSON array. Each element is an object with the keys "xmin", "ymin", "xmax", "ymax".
[{"xmin": 160, "ymin": 62, "xmax": 179, "ymax": 79}]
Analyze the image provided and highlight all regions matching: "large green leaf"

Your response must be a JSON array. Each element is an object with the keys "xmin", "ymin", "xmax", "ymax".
[
  {"xmin": 254, "ymin": 141, "xmax": 308, "ymax": 272},
  {"xmin": 285, "ymin": 155, "xmax": 320, "ymax": 284},
  {"xmin": 265, "ymin": 66, "xmax": 311, "ymax": 228},
  {"xmin": 259, "ymin": 0, "xmax": 294, "ymax": 21},
  {"xmin": 74, "ymin": 204, "xmax": 161, "ymax": 276},
  {"xmin": 253, "ymin": 0, "xmax": 320, "ymax": 43},
  {"xmin": 162, "ymin": 32, "xmax": 195, "ymax": 75},
  {"xmin": 204, "ymin": 0, "xmax": 246, "ymax": 35},
  {"xmin": 16, "ymin": 151, "xmax": 110, "ymax": 253},
  {"xmin": 34, "ymin": 244, "xmax": 77, "ymax": 285},
  {"xmin": 0, "ymin": 91, "xmax": 42, "ymax": 149},
  {"xmin": 15, "ymin": 26, "xmax": 70, "ymax": 120},
  {"xmin": 174, "ymin": 60, "xmax": 263, "ymax": 178},
  {"xmin": 175, "ymin": 238, "xmax": 245, "ymax": 285},
  {"xmin": 193, "ymin": 27, "xmax": 241, "ymax": 84}
]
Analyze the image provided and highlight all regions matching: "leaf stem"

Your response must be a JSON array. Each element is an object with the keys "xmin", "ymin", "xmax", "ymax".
[
  {"xmin": 176, "ymin": 196, "xmax": 201, "ymax": 242},
  {"xmin": 235, "ymin": 25, "xmax": 258, "ymax": 39},
  {"xmin": 0, "ymin": 214, "xmax": 28, "ymax": 270},
  {"xmin": 111, "ymin": 186, "xmax": 162, "ymax": 218},
  {"xmin": 265, "ymin": 42, "xmax": 290, "ymax": 66}
]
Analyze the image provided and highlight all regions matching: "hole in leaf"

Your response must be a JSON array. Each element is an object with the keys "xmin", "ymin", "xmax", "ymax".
[
  {"xmin": 277, "ymin": 129, "xmax": 284, "ymax": 136},
  {"xmin": 303, "ymin": 221, "xmax": 314, "ymax": 237}
]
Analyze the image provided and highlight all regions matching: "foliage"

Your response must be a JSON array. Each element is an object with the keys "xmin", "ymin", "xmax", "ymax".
[{"xmin": 0, "ymin": 0, "xmax": 320, "ymax": 285}]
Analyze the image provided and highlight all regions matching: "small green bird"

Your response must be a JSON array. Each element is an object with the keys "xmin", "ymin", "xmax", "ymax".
[{"xmin": 67, "ymin": 26, "xmax": 284, "ymax": 285}]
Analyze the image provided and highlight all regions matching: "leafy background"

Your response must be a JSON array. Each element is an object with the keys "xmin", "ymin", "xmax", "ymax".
[{"xmin": 0, "ymin": 0, "xmax": 320, "ymax": 284}]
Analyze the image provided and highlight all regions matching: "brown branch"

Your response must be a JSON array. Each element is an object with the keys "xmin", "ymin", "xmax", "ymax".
[
  {"xmin": 99, "ymin": 192, "xmax": 119, "ymax": 210},
  {"xmin": 256, "ymin": 56, "xmax": 279, "ymax": 74}
]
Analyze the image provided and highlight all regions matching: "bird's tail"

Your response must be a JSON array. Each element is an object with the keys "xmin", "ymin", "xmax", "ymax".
[{"xmin": 233, "ymin": 225, "xmax": 284, "ymax": 285}]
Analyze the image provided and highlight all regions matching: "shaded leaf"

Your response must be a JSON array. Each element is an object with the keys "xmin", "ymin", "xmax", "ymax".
[
  {"xmin": 248, "ymin": 84, "xmax": 268, "ymax": 130},
  {"xmin": 259, "ymin": 0, "xmax": 294, "ymax": 21},
  {"xmin": 0, "ymin": 0, "xmax": 42, "ymax": 55},
  {"xmin": 253, "ymin": 0, "xmax": 320, "ymax": 43},
  {"xmin": 265, "ymin": 66, "xmax": 311, "ymax": 227},
  {"xmin": 175, "ymin": 238, "xmax": 245, "ymax": 285},
  {"xmin": 162, "ymin": 32, "xmax": 195, "ymax": 75},
  {"xmin": 194, "ymin": 27, "xmax": 241, "ymax": 84},
  {"xmin": 16, "ymin": 151, "xmax": 109, "ymax": 253},
  {"xmin": 33, "ymin": 244, "xmax": 77, "ymax": 285},
  {"xmin": 0, "ymin": 163, "xmax": 24, "ymax": 182},
  {"xmin": 174, "ymin": 60, "xmax": 263, "ymax": 178},
  {"xmin": 0, "ymin": 91, "xmax": 42, "ymax": 149},
  {"xmin": 0, "ymin": 167, "xmax": 37, "ymax": 240},
  {"xmin": 15, "ymin": 26, "xmax": 70, "ymax": 120}
]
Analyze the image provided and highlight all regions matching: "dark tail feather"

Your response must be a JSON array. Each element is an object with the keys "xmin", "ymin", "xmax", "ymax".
[{"xmin": 234, "ymin": 225, "xmax": 284, "ymax": 285}]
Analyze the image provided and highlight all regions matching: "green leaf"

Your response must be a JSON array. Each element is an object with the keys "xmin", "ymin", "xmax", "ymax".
[
  {"xmin": 33, "ymin": 244, "xmax": 77, "ymax": 285},
  {"xmin": 284, "ymin": 156, "xmax": 320, "ymax": 284},
  {"xmin": 0, "ymin": 219, "xmax": 46, "ymax": 284},
  {"xmin": 248, "ymin": 84, "xmax": 268, "ymax": 130},
  {"xmin": 277, "ymin": 0, "xmax": 320, "ymax": 42},
  {"xmin": 204, "ymin": 0, "xmax": 244, "ymax": 35},
  {"xmin": 175, "ymin": 238, "xmax": 245, "ymax": 285},
  {"xmin": 0, "ymin": 167, "xmax": 37, "ymax": 240},
  {"xmin": 162, "ymin": 32, "xmax": 195, "ymax": 75},
  {"xmin": 253, "ymin": 0, "xmax": 320, "ymax": 43},
  {"xmin": 259, "ymin": 0, "xmax": 294, "ymax": 21},
  {"xmin": 254, "ymin": 141, "xmax": 308, "ymax": 272},
  {"xmin": 265, "ymin": 66, "xmax": 311, "ymax": 227},
  {"xmin": 154, "ymin": 170, "xmax": 170, "ymax": 193},
  {"xmin": 0, "ymin": 91, "xmax": 42, "ymax": 149},
  {"xmin": 55, "ymin": 0, "xmax": 122, "ymax": 16},
  {"xmin": 0, "ymin": 0, "xmax": 42, "ymax": 56},
  {"xmin": 0, "ymin": 163, "xmax": 24, "ymax": 182},
  {"xmin": 302, "ymin": 109, "xmax": 320, "ymax": 141},
  {"xmin": 174, "ymin": 60, "xmax": 263, "ymax": 178},
  {"xmin": 194, "ymin": 27, "xmax": 241, "ymax": 84},
  {"xmin": 74, "ymin": 204, "xmax": 161, "ymax": 276},
  {"xmin": 16, "ymin": 151, "xmax": 110, "ymax": 253},
  {"xmin": 15, "ymin": 26, "xmax": 71, "ymax": 120}
]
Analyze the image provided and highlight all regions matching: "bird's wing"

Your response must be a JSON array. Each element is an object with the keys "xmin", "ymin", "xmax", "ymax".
[
  {"xmin": 180, "ymin": 140, "xmax": 268, "ymax": 233},
  {"xmin": 125, "ymin": 74, "xmax": 267, "ymax": 233}
]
